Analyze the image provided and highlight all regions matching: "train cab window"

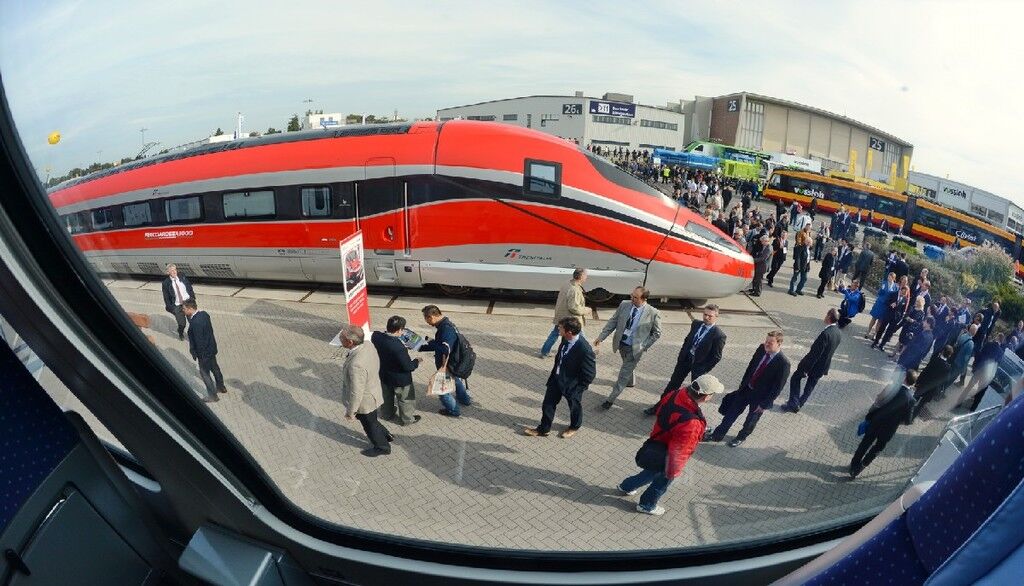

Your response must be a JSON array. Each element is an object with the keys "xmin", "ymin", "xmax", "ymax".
[
  {"xmin": 301, "ymin": 187, "xmax": 332, "ymax": 217},
  {"xmin": 524, "ymin": 159, "xmax": 561, "ymax": 196},
  {"xmin": 91, "ymin": 207, "xmax": 114, "ymax": 231},
  {"xmin": 122, "ymin": 202, "xmax": 153, "ymax": 227},
  {"xmin": 223, "ymin": 190, "xmax": 276, "ymax": 219},
  {"xmin": 165, "ymin": 196, "xmax": 203, "ymax": 223}
]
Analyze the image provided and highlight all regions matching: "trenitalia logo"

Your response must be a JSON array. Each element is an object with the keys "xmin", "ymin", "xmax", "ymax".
[
  {"xmin": 144, "ymin": 230, "xmax": 194, "ymax": 240},
  {"xmin": 505, "ymin": 248, "xmax": 552, "ymax": 261}
]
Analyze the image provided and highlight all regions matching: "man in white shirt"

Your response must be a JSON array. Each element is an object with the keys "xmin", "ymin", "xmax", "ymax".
[
  {"xmin": 595, "ymin": 287, "xmax": 663, "ymax": 409},
  {"xmin": 524, "ymin": 317, "xmax": 596, "ymax": 439},
  {"xmin": 161, "ymin": 263, "xmax": 196, "ymax": 340}
]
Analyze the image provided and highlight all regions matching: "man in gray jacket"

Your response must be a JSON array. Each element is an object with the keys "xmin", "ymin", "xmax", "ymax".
[
  {"xmin": 541, "ymin": 268, "xmax": 588, "ymax": 358},
  {"xmin": 595, "ymin": 286, "xmax": 662, "ymax": 409},
  {"xmin": 340, "ymin": 324, "xmax": 393, "ymax": 457}
]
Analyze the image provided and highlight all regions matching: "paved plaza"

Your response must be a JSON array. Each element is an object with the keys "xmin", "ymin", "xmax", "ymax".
[{"xmin": 42, "ymin": 257, "xmax": 949, "ymax": 554}]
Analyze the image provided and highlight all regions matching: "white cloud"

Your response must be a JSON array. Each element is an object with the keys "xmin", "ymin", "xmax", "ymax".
[{"xmin": 1, "ymin": 0, "xmax": 1022, "ymax": 207}]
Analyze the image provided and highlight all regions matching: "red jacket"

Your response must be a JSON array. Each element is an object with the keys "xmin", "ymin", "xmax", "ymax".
[{"xmin": 650, "ymin": 390, "xmax": 706, "ymax": 479}]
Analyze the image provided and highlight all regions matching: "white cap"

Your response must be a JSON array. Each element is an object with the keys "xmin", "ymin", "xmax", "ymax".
[{"xmin": 691, "ymin": 374, "xmax": 724, "ymax": 396}]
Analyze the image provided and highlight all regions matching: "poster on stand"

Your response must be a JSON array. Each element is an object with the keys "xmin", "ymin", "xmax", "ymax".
[{"xmin": 329, "ymin": 230, "xmax": 371, "ymax": 346}]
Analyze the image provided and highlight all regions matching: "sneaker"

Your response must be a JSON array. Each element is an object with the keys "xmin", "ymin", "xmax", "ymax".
[
  {"xmin": 636, "ymin": 504, "xmax": 665, "ymax": 516},
  {"xmin": 618, "ymin": 483, "xmax": 639, "ymax": 496}
]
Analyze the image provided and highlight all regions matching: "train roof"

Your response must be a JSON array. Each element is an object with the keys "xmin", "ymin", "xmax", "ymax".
[{"xmin": 48, "ymin": 123, "xmax": 417, "ymax": 193}]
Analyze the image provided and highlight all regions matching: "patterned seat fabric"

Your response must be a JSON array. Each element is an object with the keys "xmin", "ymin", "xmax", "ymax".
[{"xmin": 805, "ymin": 515, "xmax": 929, "ymax": 586}]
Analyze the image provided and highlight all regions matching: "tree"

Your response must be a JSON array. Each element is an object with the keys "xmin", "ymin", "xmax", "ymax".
[
  {"xmin": 213, "ymin": 127, "xmax": 224, "ymax": 136},
  {"xmin": 265, "ymin": 127, "xmax": 281, "ymax": 134},
  {"xmin": 248, "ymin": 131, "xmax": 260, "ymax": 137},
  {"xmin": 287, "ymin": 114, "xmax": 301, "ymax": 132},
  {"xmin": 345, "ymin": 114, "xmax": 362, "ymax": 125},
  {"xmin": 365, "ymin": 115, "xmax": 378, "ymax": 124}
]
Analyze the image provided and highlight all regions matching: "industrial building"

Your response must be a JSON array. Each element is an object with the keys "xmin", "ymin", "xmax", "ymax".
[{"xmin": 437, "ymin": 92, "xmax": 686, "ymax": 151}]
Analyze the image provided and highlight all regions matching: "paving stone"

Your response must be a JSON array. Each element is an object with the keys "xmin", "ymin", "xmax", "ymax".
[
  {"xmin": 390, "ymin": 296, "xmax": 490, "ymax": 314},
  {"xmin": 193, "ymin": 284, "xmax": 245, "ymax": 297},
  {"xmin": 234, "ymin": 286, "xmax": 312, "ymax": 301},
  {"xmin": 107, "ymin": 279, "xmax": 151, "ymax": 289}
]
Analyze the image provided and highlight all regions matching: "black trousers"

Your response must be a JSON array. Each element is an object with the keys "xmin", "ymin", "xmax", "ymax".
[
  {"xmin": 787, "ymin": 367, "xmax": 822, "ymax": 409},
  {"xmin": 766, "ymin": 260, "xmax": 784, "ymax": 285},
  {"xmin": 711, "ymin": 395, "xmax": 763, "ymax": 441},
  {"xmin": 661, "ymin": 352, "xmax": 710, "ymax": 397},
  {"xmin": 539, "ymin": 384, "xmax": 582, "ymax": 433},
  {"xmin": 851, "ymin": 422, "xmax": 898, "ymax": 471},
  {"xmin": 171, "ymin": 305, "xmax": 188, "ymax": 335},
  {"xmin": 875, "ymin": 318, "xmax": 903, "ymax": 348},
  {"xmin": 198, "ymin": 356, "xmax": 225, "ymax": 398},
  {"xmin": 356, "ymin": 409, "xmax": 391, "ymax": 452},
  {"xmin": 816, "ymin": 277, "xmax": 829, "ymax": 297},
  {"xmin": 852, "ymin": 268, "xmax": 868, "ymax": 284}
]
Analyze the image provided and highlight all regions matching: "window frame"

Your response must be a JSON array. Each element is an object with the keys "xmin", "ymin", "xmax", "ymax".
[
  {"xmin": 222, "ymin": 189, "xmax": 277, "ymax": 220},
  {"xmin": 523, "ymin": 158, "xmax": 562, "ymax": 197},
  {"xmin": 300, "ymin": 185, "xmax": 333, "ymax": 218},
  {"xmin": 164, "ymin": 195, "xmax": 204, "ymax": 224},
  {"xmin": 122, "ymin": 201, "xmax": 154, "ymax": 228}
]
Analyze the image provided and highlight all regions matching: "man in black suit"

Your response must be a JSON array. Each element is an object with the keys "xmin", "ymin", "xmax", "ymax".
[
  {"xmin": 524, "ymin": 317, "xmax": 596, "ymax": 439},
  {"xmin": 892, "ymin": 252, "xmax": 910, "ymax": 281},
  {"xmin": 851, "ymin": 245, "xmax": 875, "ymax": 285},
  {"xmin": 705, "ymin": 330, "xmax": 791, "ymax": 447},
  {"xmin": 371, "ymin": 316, "xmax": 422, "ymax": 426},
  {"xmin": 643, "ymin": 304, "xmax": 726, "ymax": 416},
  {"xmin": 182, "ymin": 299, "xmax": 226, "ymax": 403},
  {"xmin": 162, "ymin": 263, "xmax": 196, "ymax": 340},
  {"xmin": 782, "ymin": 309, "xmax": 842, "ymax": 412},
  {"xmin": 833, "ymin": 239, "xmax": 853, "ymax": 287}
]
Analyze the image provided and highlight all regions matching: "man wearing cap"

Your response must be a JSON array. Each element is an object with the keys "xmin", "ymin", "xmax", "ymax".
[
  {"xmin": 619, "ymin": 374, "xmax": 723, "ymax": 516},
  {"xmin": 782, "ymin": 309, "xmax": 841, "ymax": 413},
  {"xmin": 643, "ymin": 305, "xmax": 726, "ymax": 416},
  {"xmin": 705, "ymin": 331, "xmax": 791, "ymax": 447}
]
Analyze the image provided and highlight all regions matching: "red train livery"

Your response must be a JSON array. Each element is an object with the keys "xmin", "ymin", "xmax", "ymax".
[{"xmin": 49, "ymin": 121, "xmax": 753, "ymax": 300}]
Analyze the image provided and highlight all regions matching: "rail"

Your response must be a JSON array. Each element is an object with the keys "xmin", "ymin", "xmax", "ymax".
[{"xmin": 943, "ymin": 405, "xmax": 1003, "ymax": 453}]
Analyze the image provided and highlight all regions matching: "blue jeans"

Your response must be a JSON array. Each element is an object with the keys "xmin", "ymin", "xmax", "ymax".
[
  {"xmin": 788, "ymin": 270, "xmax": 808, "ymax": 294},
  {"xmin": 621, "ymin": 468, "xmax": 673, "ymax": 511},
  {"xmin": 540, "ymin": 325, "xmax": 560, "ymax": 356},
  {"xmin": 438, "ymin": 377, "xmax": 472, "ymax": 416}
]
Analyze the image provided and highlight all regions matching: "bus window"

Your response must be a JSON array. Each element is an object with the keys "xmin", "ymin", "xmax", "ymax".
[
  {"xmin": 873, "ymin": 197, "xmax": 904, "ymax": 219},
  {"xmin": 769, "ymin": 173, "xmax": 781, "ymax": 187}
]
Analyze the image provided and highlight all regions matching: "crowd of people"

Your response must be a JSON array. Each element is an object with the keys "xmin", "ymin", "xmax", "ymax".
[{"xmin": 157, "ymin": 198, "xmax": 1021, "ymax": 516}]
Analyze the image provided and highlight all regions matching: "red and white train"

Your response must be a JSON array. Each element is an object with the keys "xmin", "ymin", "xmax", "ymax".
[{"xmin": 48, "ymin": 121, "xmax": 753, "ymax": 300}]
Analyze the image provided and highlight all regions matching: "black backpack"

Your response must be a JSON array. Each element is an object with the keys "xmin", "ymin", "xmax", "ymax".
[{"xmin": 446, "ymin": 323, "xmax": 477, "ymax": 380}]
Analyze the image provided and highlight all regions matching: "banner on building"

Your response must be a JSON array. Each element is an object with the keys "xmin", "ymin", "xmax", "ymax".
[
  {"xmin": 330, "ymin": 230, "xmax": 370, "ymax": 346},
  {"xmin": 588, "ymin": 100, "xmax": 636, "ymax": 118}
]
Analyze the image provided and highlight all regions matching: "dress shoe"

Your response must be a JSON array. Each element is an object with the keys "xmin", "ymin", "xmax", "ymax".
[
  {"xmin": 523, "ymin": 427, "xmax": 549, "ymax": 437},
  {"xmin": 849, "ymin": 463, "xmax": 864, "ymax": 479},
  {"xmin": 601, "ymin": 401, "xmax": 614, "ymax": 410},
  {"xmin": 217, "ymin": 386, "xmax": 228, "ymax": 394},
  {"xmin": 385, "ymin": 433, "xmax": 395, "ymax": 443},
  {"xmin": 361, "ymin": 448, "xmax": 390, "ymax": 458},
  {"xmin": 797, "ymin": 291, "xmax": 805, "ymax": 296},
  {"xmin": 178, "ymin": 332, "xmax": 185, "ymax": 340},
  {"xmin": 816, "ymin": 294, "xmax": 823, "ymax": 299},
  {"xmin": 437, "ymin": 408, "xmax": 460, "ymax": 418},
  {"xmin": 559, "ymin": 427, "xmax": 578, "ymax": 439},
  {"xmin": 401, "ymin": 415, "xmax": 422, "ymax": 426},
  {"xmin": 728, "ymin": 438, "xmax": 745, "ymax": 447},
  {"xmin": 780, "ymin": 404, "xmax": 798, "ymax": 413},
  {"xmin": 539, "ymin": 352, "xmax": 550, "ymax": 359},
  {"xmin": 201, "ymin": 396, "xmax": 219, "ymax": 403},
  {"xmin": 702, "ymin": 431, "xmax": 721, "ymax": 442},
  {"xmin": 643, "ymin": 405, "xmax": 658, "ymax": 416}
]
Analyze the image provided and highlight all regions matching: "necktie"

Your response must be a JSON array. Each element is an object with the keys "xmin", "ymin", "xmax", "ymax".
[
  {"xmin": 621, "ymin": 307, "xmax": 638, "ymax": 346},
  {"xmin": 750, "ymin": 353, "xmax": 772, "ymax": 387},
  {"xmin": 173, "ymin": 278, "xmax": 185, "ymax": 305},
  {"xmin": 625, "ymin": 307, "xmax": 638, "ymax": 329},
  {"xmin": 691, "ymin": 325, "xmax": 708, "ymax": 355},
  {"xmin": 556, "ymin": 342, "xmax": 570, "ymax": 374}
]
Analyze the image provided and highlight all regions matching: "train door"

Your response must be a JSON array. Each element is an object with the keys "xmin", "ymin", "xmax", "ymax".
[{"xmin": 358, "ymin": 158, "xmax": 410, "ymax": 285}]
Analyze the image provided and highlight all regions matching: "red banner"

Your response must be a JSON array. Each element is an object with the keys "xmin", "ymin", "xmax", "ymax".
[{"xmin": 339, "ymin": 230, "xmax": 370, "ymax": 334}]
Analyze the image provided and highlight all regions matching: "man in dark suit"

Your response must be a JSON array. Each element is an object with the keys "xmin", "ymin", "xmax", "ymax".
[
  {"xmin": 644, "ymin": 305, "xmax": 727, "ymax": 416},
  {"xmin": 893, "ymin": 252, "xmax": 910, "ymax": 281},
  {"xmin": 371, "ymin": 316, "xmax": 422, "ymax": 426},
  {"xmin": 898, "ymin": 316, "xmax": 935, "ymax": 371},
  {"xmin": 833, "ymin": 239, "xmax": 854, "ymax": 286},
  {"xmin": 977, "ymin": 301, "xmax": 1001, "ymax": 344},
  {"xmin": 851, "ymin": 245, "xmax": 875, "ymax": 284},
  {"xmin": 182, "ymin": 299, "xmax": 225, "ymax": 403},
  {"xmin": 162, "ymin": 263, "xmax": 196, "ymax": 340},
  {"xmin": 783, "ymin": 309, "xmax": 842, "ymax": 412},
  {"xmin": 524, "ymin": 317, "xmax": 597, "ymax": 439},
  {"xmin": 705, "ymin": 330, "xmax": 791, "ymax": 447}
]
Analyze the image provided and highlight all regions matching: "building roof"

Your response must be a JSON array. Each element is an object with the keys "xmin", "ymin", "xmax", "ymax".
[
  {"xmin": 722, "ymin": 92, "xmax": 913, "ymax": 148},
  {"xmin": 436, "ymin": 94, "xmax": 674, "ymax": 113}
]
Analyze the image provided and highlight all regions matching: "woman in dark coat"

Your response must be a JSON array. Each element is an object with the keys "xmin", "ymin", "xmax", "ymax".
[
  {"xmin": 766, "ymin": 231, "xmax": 788, "ymax": 288},
  {"xmin": 816, "ymin": 245, "xmax": 836, "ymax": 298}
]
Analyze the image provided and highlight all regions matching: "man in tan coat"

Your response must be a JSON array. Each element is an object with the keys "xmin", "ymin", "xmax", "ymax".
[
  {"xmin": 340, "ymin": 324, "xmax": 393, "ymax": 457},
  {"xmin": 540, "ymin": 268, "xmax": 588, "ymax": 358}
]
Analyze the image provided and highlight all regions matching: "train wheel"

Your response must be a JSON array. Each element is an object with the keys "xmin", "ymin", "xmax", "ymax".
[
  {"xmin": 438, "ymin": 284, "xmax": 473, "ymax": 297},
  {"xmin": 585, "ymin": 288, "xmax": 616, "ymax": 304}
]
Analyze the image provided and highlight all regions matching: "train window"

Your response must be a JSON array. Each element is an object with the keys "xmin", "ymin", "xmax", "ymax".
[
  {"xmin": 301, "ymin": 187, "xmax": 332, "ymax": 217},
  {"xmin": 524, "ymin": 159, "xmax": 561, "ymax": 196},
  {"xmin": 223, "ymin": 190, "xmax": 276, "ymax": 219},
  {"xmin": 62, "ymin": 212, "xmax": 89, "ymax": 235},
  {"xmin": 165, "ymin": 196, "xmax": 203, "ymax": 223},
  {"xmin": 123, "ymin": 202, "xmax": 153, "ymax": 227},
  {"xmin": 91, "ymin": 207, "xmax": 114, "ymax": 230}
]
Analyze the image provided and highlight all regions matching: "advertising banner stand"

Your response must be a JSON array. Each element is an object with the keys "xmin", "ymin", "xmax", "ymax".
[{"xmin": 329, "ymin": 231, "xmax": 371, "ymax": 346}]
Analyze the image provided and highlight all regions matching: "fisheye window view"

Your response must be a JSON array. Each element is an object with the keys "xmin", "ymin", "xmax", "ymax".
[{"xmin": 1, "ymin": 2, "xmax": 1023, "ymax": 584}]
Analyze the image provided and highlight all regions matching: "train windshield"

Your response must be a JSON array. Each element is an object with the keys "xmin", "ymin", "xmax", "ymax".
[{"xmin": 2, "ymin": 1, "xmax": 1020, "ymax": 579}]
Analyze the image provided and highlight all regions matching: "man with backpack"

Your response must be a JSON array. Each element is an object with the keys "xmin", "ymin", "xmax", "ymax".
[
  {"xmin": 420, "ymin": 305, "xmax": 476, "ymax": 418},
  {"xmin": 619, "ymin": 374, "xmax": 724, "ymax": 516}
]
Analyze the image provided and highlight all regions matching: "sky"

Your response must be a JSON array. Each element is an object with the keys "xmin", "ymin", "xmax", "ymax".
[{"xmin": 1, "ymin": 0, "xmax": 1022, "ymax": 206}]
